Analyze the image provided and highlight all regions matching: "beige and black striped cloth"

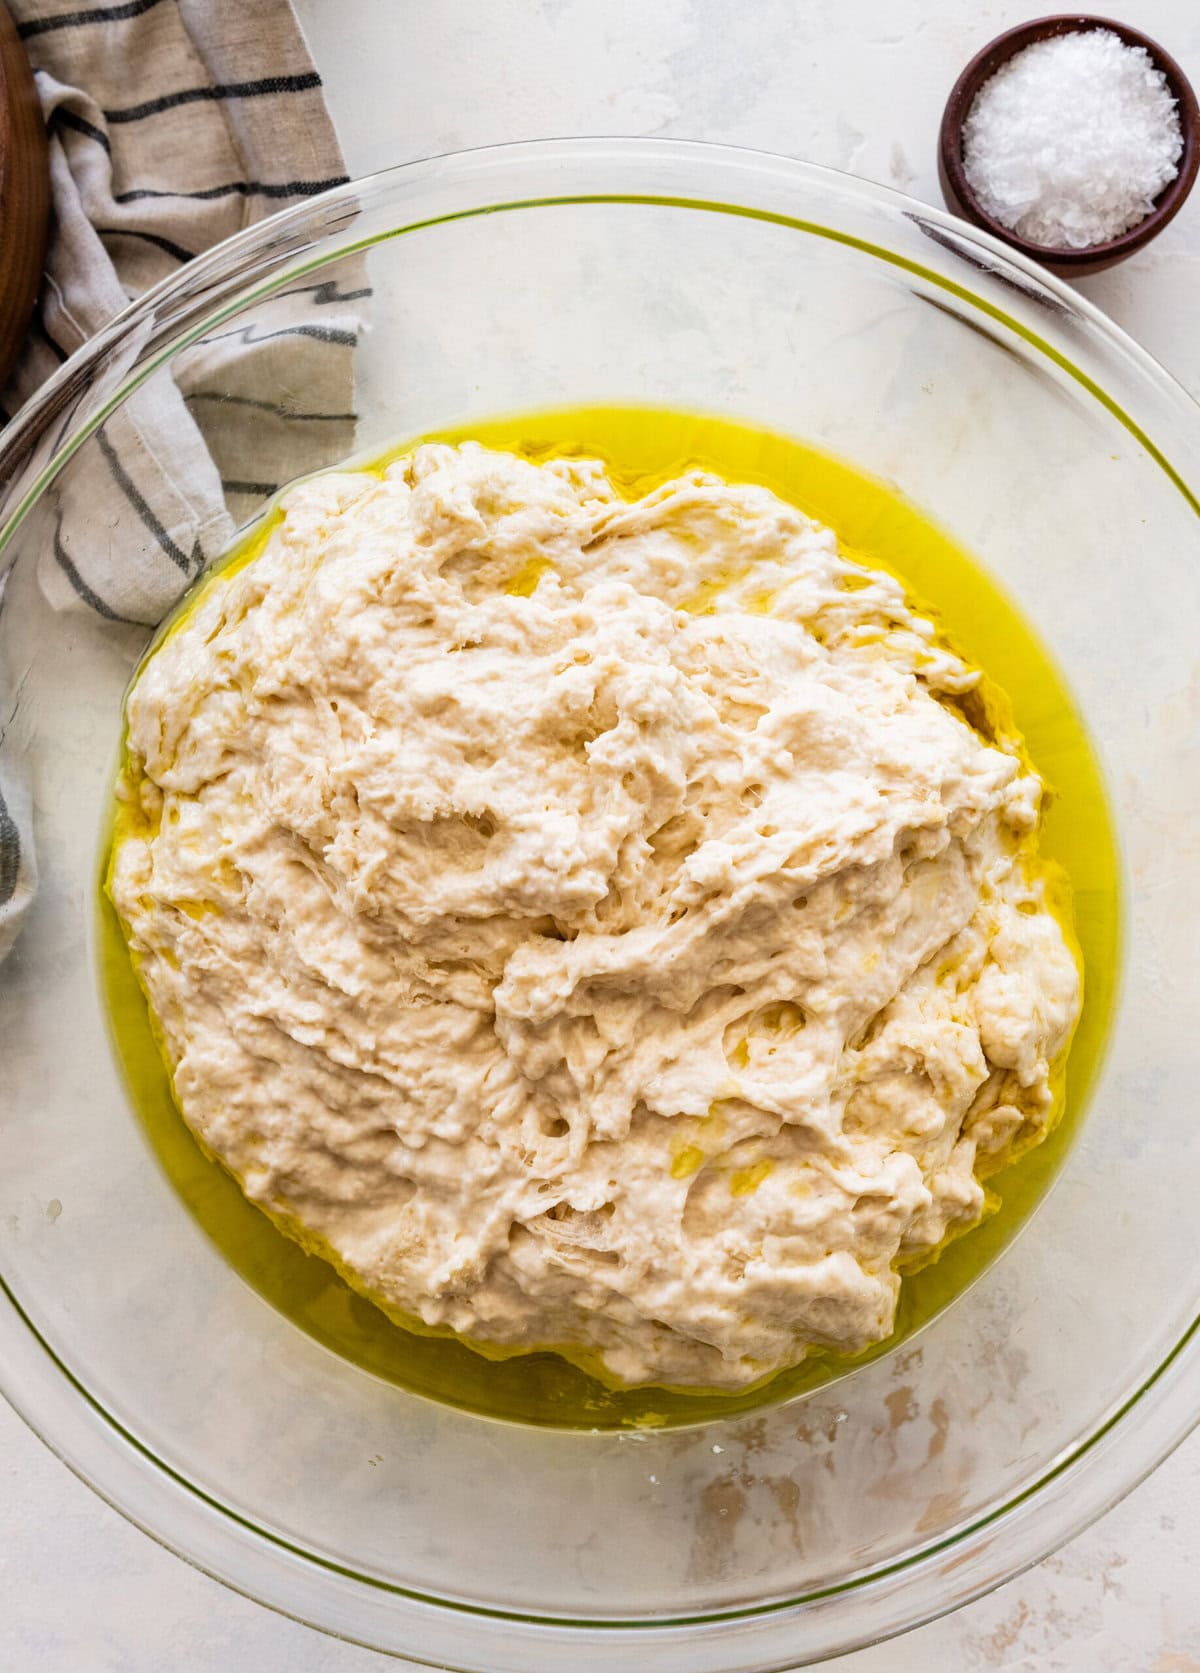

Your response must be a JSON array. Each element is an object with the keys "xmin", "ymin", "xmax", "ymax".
[
  {"xmin": 0, "ymin": 0, "xmax": 362, "ymax": 957},
  {"xmin": 2, "ymin": 0, "xmax": 362, "ymax": 620}
]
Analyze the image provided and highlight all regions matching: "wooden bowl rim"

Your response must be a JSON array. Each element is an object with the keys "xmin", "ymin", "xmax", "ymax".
[{"xmin": 938, "ymin": 14, "xmax": 1200, "ymax": 269}]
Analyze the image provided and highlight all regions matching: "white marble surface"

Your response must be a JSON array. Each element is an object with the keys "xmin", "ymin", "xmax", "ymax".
[{"xmin": 4, "ymin": 2, "xmax": 1200, "ymax": 1668}]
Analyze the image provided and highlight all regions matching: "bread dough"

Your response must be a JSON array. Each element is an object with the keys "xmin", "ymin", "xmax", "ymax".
[{"xmin": 110, "ymin": 442, "xmax": 1080, "ymax": 1389}]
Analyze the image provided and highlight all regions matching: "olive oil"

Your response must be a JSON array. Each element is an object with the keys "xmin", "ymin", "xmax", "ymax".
[{"xmin": 98, "ymin": 406, "xmax": 1120, "ymax": 1430}]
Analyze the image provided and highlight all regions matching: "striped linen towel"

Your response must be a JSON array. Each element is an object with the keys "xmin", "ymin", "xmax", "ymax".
[{"xmin": 0, "ymin": 0, "xmax": 364, "ymax": 961}]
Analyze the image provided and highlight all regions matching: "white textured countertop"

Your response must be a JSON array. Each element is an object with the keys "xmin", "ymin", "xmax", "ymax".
[{"xmin": 4, "ymin": 2, "xmax": 1199, "ymax": 1668}]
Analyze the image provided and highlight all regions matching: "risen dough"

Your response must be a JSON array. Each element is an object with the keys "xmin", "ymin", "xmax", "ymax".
[{"xmin": 110, "ymin": 442, "xmax": 1080, "ymax": 1389}]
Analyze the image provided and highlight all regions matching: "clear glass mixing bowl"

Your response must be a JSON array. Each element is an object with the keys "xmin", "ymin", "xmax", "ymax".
[{"xmin": 0, "ymin": 139, "xmax": 1197, "ymax": 1671}]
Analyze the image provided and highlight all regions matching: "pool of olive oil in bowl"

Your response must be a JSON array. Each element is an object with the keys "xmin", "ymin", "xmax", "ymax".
[{"xmin": 98, "ymin": 406, "xmax": 1121, "ymax": 1431}]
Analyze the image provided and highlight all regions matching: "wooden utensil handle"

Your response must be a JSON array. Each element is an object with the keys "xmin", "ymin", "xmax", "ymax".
[{"xmin": 0, "ymin": 0, "xmax": 49, "ymax": 392}]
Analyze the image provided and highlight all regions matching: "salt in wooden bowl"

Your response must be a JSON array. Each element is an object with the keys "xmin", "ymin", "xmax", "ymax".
[{"xmin": 939, "ymin": 14, "xmax": 1200, "ymax": 278}]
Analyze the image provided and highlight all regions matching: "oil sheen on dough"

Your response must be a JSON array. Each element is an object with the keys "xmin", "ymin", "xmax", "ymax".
[{"xmin": 109, "ymin": 443, "xmax": 1080, "ymax": 1389}]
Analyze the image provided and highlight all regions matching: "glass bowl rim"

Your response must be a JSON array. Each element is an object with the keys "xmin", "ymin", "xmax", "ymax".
[
  {"xmin": 1, "ymin": 136, "xmax": 1198, "ymax": 1664},
  {"xmin": 2, "ymin": 133, "xmax": 1200, "ymax": 551}
]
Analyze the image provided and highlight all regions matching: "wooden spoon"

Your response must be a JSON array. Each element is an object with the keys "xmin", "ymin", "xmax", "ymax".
[{"xmin": 0, "ymin": 0, "xmax": 47, "ymax": 389}]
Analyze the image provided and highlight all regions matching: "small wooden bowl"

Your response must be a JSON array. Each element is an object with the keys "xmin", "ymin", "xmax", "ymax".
[
  {"xmin": 939, "ymin": 15, "xmax": 1200, "ymax": 278},
  {"xmin": 0, "ymin": 0, "xmax": 48, "ymax": 387}
]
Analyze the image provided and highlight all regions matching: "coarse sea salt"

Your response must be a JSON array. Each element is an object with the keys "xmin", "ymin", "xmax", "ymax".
[{"xmin": 962, "ymin": 29, "xmax": 1183, "ymax": 249}]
